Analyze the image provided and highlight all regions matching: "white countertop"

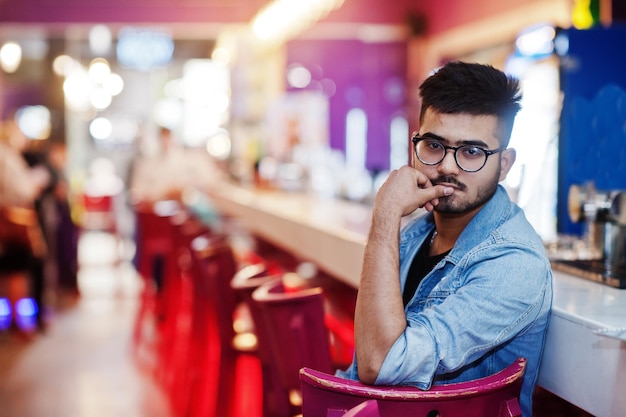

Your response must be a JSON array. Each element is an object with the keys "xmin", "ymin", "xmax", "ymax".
[
  {"xmin": 551, "ymin": 270, "xmax": 626, "ymax": 335},
  {"xmin": 206, "ymin": 181, "xmax": 370, "ymax": 288},
  {"xmin": 539, "ymin": 270, "xmax": 626, "ymax": 417}
]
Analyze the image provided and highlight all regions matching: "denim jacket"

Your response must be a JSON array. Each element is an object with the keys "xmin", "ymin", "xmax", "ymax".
[{"xmin": 338, "ymin": 185, "xmax": 553, "ymax": 417}]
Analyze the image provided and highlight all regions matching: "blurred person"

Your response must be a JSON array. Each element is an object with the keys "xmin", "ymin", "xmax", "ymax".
[
  {"xmin": 21, "ymin": 128, "xmax": 80, "ymax": 302},
  {"xmin": 128, "ymin": 126, "xmax": 181, "ymax": 207},
  {"xmin": 35, "ymin": 141, "xmax": 80, "ymax": 298},
  {"xmin": 128, "ymin": 126, "xmax": 221, "ymax": 206},
  {"xmin": 127, "ymin": 126, "xmax": 223, "ymax": 290},
  {"xmin": 0, "ymin": 114, "xmax": 51, "ymax": 333},
  {"xmin": 337, "ymin": 62, "xmax": 552, "ymax": 417},
  {"xmin": 49, "ymin": 142, "xmax": 79, "ymax": 296}
]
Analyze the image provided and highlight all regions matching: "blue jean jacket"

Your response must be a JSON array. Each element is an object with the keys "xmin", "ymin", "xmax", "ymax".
[{"xmin": 337, "ymin": 185, "xmax": 553, "ymax": 417}]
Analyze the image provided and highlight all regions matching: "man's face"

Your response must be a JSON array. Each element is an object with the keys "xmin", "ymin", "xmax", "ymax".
[{"xmin": 414, "ymin": 108, "xmax": 515, "ymax": 215}]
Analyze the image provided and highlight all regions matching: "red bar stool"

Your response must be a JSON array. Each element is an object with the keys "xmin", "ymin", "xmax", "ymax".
[
  {"xmin": 277, "ymin": 268, "xmax": 356, "ymax": 370},
  {"xmin": 186, "ymin": 234, "xmax": 263, "ymax": 417},
  {"xmin": 231, "ymin": 263, "xmax": 287, "ymax": 417},
  {"xmin": 81, "ymin": 192, "xmax": 116, "ymax": 232},
  {"xmin": 251, "ymin": 276, "xmax": 335, "ymax": 417},
  {"xmin": 131, "ymin": 201, "xmax": 179, "ymax": 371},
  {"xmin": 159, "ymin": 211, "xmax": 213, "ymax": 414}
]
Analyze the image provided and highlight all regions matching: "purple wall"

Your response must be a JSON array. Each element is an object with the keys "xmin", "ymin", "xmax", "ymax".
[{"xmin": 286, "ymin": 39, "xmax": 407, "ymax": 172}]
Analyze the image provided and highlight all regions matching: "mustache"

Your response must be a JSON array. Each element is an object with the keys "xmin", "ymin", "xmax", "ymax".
[{"xmin": 432, "ymin": 176, "xmax": 466, "ymax": 191}]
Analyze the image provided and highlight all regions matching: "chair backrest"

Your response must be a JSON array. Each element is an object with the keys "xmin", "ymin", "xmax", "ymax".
[
  {"xmin": 252, "ymin": 276, "xmax": 334, "ymax": 411},
  {"xmin": 299, "ymin": 357, "xmax": 526, "ymax": 417},
  {"xmin": 342, "ymin": 400, "xmax": 380, "ymax": 417},
  {"xmin": 230, "ymin": 262, "xmax": 283, "ymax": 353},
  {"xmin": 231, "ymin": 263, "xmax": 282, "ymax": 303},
  {"xmin": 134, "ymin": 203, "xmax": 177, "ymax": 253}
]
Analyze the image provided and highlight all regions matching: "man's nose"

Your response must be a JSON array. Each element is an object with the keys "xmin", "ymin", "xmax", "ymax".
[{"xmin": 438, "ymin": 149, "xmax": 460, "ymax": 173}]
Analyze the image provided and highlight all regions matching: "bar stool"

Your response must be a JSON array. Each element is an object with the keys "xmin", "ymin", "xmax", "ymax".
[
  {"xmin": 81, "ymin": 192, "xmax": 116, "ymax": 232},
  {"xmin": 231, "ymin": 263, "xmax": 286, "ymax": 417},
  {"xmin": 131, "ymin": 200, "xmax": 180, "ymax": 370},
  {"xmin": 252, "ymin": 275, "xmax": 334, "ymax": 417},
  {"xmin": 159, "ymin": 211, "xmax": 212, "ymax": 415},
  {"xmin": 187, "ymin": 234, "xmax": 263, "ymax": 417}
]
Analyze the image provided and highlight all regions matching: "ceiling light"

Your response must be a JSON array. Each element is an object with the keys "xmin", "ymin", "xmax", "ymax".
[{"xmin": 251, "ymin": 0, "xmax": 345, "ymax": 43}]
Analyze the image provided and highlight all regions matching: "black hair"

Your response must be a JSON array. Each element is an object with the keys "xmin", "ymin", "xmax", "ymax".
[{"xmin": 418, "ymin": 61, "xmax": 522, "ymax": 146}]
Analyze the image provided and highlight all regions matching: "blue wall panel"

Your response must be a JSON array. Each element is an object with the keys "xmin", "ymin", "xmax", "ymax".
[{"xmin": 557, "ymin": 26, "xmax": 626, "ymax": 234}]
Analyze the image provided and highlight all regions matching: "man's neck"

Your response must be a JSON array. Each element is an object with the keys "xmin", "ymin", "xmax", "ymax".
[{"xmin": 430, "ymin": 209, "xmax": 480, "ymax": 255}]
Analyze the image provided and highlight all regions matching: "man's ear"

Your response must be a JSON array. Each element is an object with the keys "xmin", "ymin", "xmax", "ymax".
[{"xmin": 498, "ymin": 148, "xmax": 516, "ymax": 182}]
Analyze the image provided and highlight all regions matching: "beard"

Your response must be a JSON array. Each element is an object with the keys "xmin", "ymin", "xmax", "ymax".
[{"xmin": 432, "ymin": 172, "xmax": 500, "ymax": 214}]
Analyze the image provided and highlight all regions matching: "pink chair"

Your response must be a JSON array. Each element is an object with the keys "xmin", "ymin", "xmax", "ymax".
[
  {"xmin": 342, "ymin": 400, "xmax": 380, "ymax": 417},
  {"xmin": 299, "ymin": 357, "xmax": 527, "ymax": 417},
  {"xmin": 252, "ymin": 276, "xmax": 335, "ymax": 416},
  {"xmin": 231, "ymin": 263, "xmax": 286, "ymax": 417}
]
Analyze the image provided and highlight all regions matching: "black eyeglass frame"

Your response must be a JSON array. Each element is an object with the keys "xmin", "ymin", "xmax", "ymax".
[{"xmin": 411, "ymin": 133, "xmax": 505, "ymax": 173}]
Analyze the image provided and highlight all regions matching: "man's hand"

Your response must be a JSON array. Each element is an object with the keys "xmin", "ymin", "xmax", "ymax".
[{"xmin": 374, "ymin": 165, "xmax": 453, "ymax": 219}]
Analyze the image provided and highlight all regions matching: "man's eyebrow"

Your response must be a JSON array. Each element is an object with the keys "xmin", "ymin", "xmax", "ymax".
[
  {"xmin": 420, "ymin": 132, "xmax": 490, "ymax": 148},
  {"xmin": 420, "ymin": 132, "xmax": 446, "ymax": 141}
]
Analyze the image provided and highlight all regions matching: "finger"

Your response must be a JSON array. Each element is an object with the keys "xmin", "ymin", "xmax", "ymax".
[
  {"xmin": 440, "ymin": 185, "xmax": 454, "ymax": 196},
  {"xmin": 419, "ymin": 184, "xmax": 453, "ymax": 201}
]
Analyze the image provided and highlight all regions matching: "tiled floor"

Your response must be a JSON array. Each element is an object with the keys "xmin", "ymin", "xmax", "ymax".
[
  {"xmin": 0, "ymin": 231, "xmax": 173, "ymax": 417},
  {"xmin": 0, "ymin": 230, "xmax": 595, "ymax": 417}
]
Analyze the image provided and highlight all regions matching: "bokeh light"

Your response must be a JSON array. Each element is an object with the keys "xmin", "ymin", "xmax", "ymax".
[
  {"xmin": 16, "ymin": 105, "xmax": 51, "ymax": 140},
  {"xmin": 0, "ymin": 42, "xmax": 22, "ymax": 73}
]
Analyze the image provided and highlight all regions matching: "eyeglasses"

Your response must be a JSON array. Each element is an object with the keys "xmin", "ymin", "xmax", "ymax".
[{"xmin": 411, "ymin": 133, "xmax": 505, "ymax": 173}]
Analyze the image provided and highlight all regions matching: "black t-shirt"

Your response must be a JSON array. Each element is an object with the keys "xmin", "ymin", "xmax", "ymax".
[{"xmin": 402, "ymin": 230, "xmax": 449, "ymax": 307}]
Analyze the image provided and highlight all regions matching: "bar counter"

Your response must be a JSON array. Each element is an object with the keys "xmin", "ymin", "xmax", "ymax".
[{"xmin": 206, "ymin": 180, "xmax": 626, "ymax": 417}]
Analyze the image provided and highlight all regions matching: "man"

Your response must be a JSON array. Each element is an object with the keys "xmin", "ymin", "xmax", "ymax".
[{"xmin": 338, "ymin": 61, "xmax": 552, "ymax": 417}]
